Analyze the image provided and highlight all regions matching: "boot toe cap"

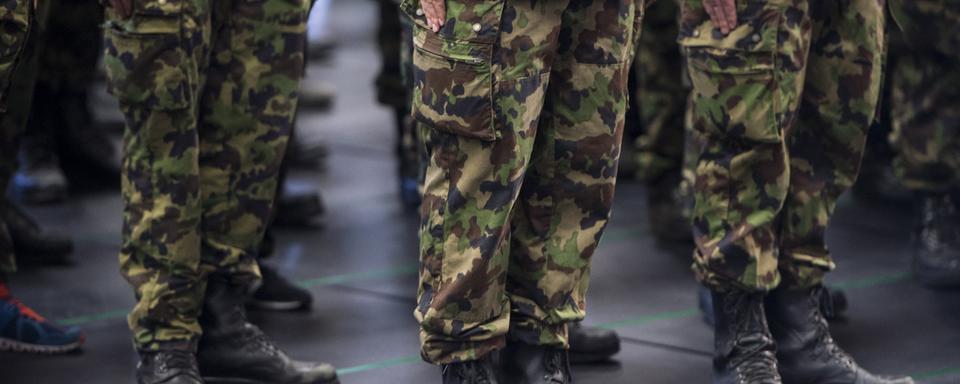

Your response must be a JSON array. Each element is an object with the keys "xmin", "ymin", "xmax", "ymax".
[{"xmin": 291, "ymin": 360, "xmax": 338, "ymax": 383}]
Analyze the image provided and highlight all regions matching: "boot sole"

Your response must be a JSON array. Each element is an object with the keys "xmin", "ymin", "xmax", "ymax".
[
  {"xmin": 203, "ymin": 377, "xmax": 339, "ymax": 384},
  {"xmin": 246, "ymin": 299, "xmax": 310, "ymax": 311},
  {"xmin": 0, "ymin": 337, "xmax": 83, "ymax": 354}
]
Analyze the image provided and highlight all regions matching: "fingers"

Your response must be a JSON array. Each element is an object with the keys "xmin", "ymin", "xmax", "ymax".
[
  {"xmin": 422, "ymin": 0, "xmax": 445, "ymax": 33},
  {"xmin": 720, "ymin": 0, "xmax": 738, "ymax": 32},
  {"xmin": 109, "ymin": 0, "xmax": 133, "ymax": 19},
  {"xmin": 704, "ymin": 1, "xmax": 723, "ymax": 33},
  {"xmin": 704, "ymin": 0, "xmax": 737, "ymax": 35}
]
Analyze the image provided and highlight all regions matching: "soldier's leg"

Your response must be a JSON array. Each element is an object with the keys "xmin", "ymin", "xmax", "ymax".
[
  {"xmin": 766, "ymin": 2, "xmax": 913, "ymax": 383},
  {"xmin": 892, "ymin": 52, "xmax": 960, "ymax": 287},
  {"xmin": 40, "ymin": 0, "xmax": 119, "ymax": 186},
  {"xmin": 681, "ymin": 0, "xmax": 812, "ymax": 381},
  {"xmin": 409, "ymin": 0, "xmax": 569, "ymax": 365},
  {"xmin": 192, "ymin": 1, "xmax": 337, "ymax": 383},
  {"xmin": 0, "ymin": 0, "xmax": 44, "ymax": 196},
  {"xmin": 197, "ymin": 0, "xmax": 309, "ymax": 288},
  {"xmin": 888, "ymin": 5, "xmax": 960, "ymax": 195},
  {"xmin": 889, "ymin": 58, "xmax": 960, "ymax": 193},
  {"xmin": 506, "ymin": 0, "xmax": 641, "ymax": 351},
  {"xmin": 0, "ymin": 0, "xmax": 31, "ymax": 276},
  {"xmin": 777, "ymin": 0, "xmax": 886, "ymax": 290},
  {"xmin": 889, "ymin": 1, "xmax": 960, "ymax": 287},
  {"xmin": 105, "ymin": 0, "xmax": 208, "ymax": 352},
  {"xmin": 682, "ymin": 0, "xmax": 810, "ymax": 293},
  {"xmin": 633, "ymin": 0, "xmax": 685, "ymax": 184},
  {"xmin": 502, "ymin": 2, "xmax": 641, "ymax": 381}
]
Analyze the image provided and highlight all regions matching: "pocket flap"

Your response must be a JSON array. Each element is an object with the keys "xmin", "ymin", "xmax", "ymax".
[
  {"xmin": 678, "ymin": 1, "xmax": 782, "ymax": 52},
  {"xmin": 400, "ymin": 0, "xmax": 505, "ymax": 44},
  {"xmin": 679, "ymin": 21, "xmax": 778, "ymax": 52},
  {"xmin": 413, "ymin": 24, "xmax": 492, "ymax": 65},
  {"xmin": 135, "ymin": 0, "xmax": 182, "ymax": 17}
]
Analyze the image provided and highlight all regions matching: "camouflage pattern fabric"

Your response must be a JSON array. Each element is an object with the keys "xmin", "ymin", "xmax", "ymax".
[
  {"xmin": 681, "ymin": 0, "xmax": 886, "ymax": 292},
  {"xmin": 0, "ymin": 0, "xmax": 33, "ymax": 275},
  {"xmin": 103, "ymin": 0, "xmax": 310, "ymax": 351},
  {"xmin": 0, "ymin": 0, "xmax": 29, "ymax": 112},
  {"xmin": 403, "ymin": 0, "xmax": 644, "ymax": 365},
  {"xmin": 0, "ymin": 0, "xmax": 41, "ymax": 195},
  {"xmin": 631, "ymin": 0, "xmax": 686, "ymax": 184},
  {"xmin": 889, "ymin": 0, "xmax": 960, "ymax": 192}
]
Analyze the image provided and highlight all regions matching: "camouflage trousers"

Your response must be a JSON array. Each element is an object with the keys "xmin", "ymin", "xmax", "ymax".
[
  {"xmin": 0, "ymin": 0, "xmax": 31, "ymax": 276},
  {"xmin": 889, "ymin": 0, "xmax": 960, "ymax": 193},
  {"xmin": 0, "ymin": 0, "xmax": 29, "ymax": 112},
  {"xmin": 681, "ymin": 0, "xmax": 886, "ymax": 292},
  {"xmin": 103, "ymin": 0, "xmax": 309, "ymax": 351},
  {"xmin": 404, "ymin": 0, "xmax": 643, "ymax": 364},
  {"xmin": 631, "ymin": 0, "xmax": 686, "ymax": 184}
]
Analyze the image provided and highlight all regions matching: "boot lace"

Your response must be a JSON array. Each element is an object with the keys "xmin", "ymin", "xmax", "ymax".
[
  {"xmin": 5, "ymin": 296, "xmax": 47, "ymax": 322},
  {"xmin": 808, "ymin": 289, "xmax": 856, "ymax": 369},
  {"xmin": 447, "ymin": 361, "xmax": 492, "ymax": 384},
  {"xmin": 735, "ymin": 350, "xmax": 780, "ymax": 383},
  {"xmin": 724, "ymin": 292, "xmax": 780, "ymax": 383},
  {"xmin": 543, "ymin": 350, "xmax": 568, "ymax": 383},
  {"xmin": 243, "ymin": 323, "xmax": 282, "ymax": 357},
  {"xmin": 153, "ymin": 350, "xmax": 200, "ymax": 378}
]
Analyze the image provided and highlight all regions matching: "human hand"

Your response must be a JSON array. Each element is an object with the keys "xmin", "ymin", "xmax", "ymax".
[
  {"xmin": 703, "ymin": 0, "xmax": 737, "ymax": 35},
  {"xmin": 421, "ymin": 0, "xmax": 445, "ymax": 33},
  {"xmin": 108, "ymin": 0, "xmax": 133, "ymax": 19}
]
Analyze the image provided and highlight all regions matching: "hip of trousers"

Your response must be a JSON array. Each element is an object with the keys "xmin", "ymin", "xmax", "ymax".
[
  {"xmin": 403, "ymin": 0, "xmax": 644, "ymax": 364},
  {"xmin": 679, "ymin": 0, "xmax": 886, "ymax": 292},
  {"xmin": 103, "ymin": 0, "xmax": 310, "ymax": 351}
]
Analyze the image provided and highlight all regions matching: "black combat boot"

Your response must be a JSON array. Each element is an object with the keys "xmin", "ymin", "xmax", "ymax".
[
  {"xmin": 137, "ymin": 349, "xmax": 204, "ymax": 384},
  {"xmin": 767, "ymin": 286, "xmax": 914, "ymax": 384},
  {"xmin": 0, "ymin": 200, "xmax": 73, "ymax": 264},
  {"xmin": 912, "ymin": 192, "xmax": 960, "ymax": 287},
  {"xmin": 501, "ymin": 342, "xmax": 573, "ymax": 384},
  {"xmin": 441, "ymin": 355, "xmax": 499, "ymax": 384},
  {"xmin": 197, "ymin": 279, "xmax": 338, "ymax": 384},
  {"xmin": 710, "ymin": 288, "xmax": 781, "ymax": 384},
  {"xmin": 568, "ymin": 321, "xmax": 620, "ymax": 364},
  {"xmin": 700, "ymin": 285, "xmax": 848, "ymax": 327}
]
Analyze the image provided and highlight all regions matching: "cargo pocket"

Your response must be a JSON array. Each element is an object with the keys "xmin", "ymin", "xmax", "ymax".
[
  {"xmin": 402, "ymin": 0, "xmax": 503, "ymax": 141},
  {"xmin": 103, "ymin": 0, "xmax": 190, "ymax": 110},
  {"xmin": 679, "ymin": 0, "xmax": 783, "ymax": 144}
]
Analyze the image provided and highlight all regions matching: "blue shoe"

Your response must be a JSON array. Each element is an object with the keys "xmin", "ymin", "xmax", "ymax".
[
  {"xmin": 401, "ymin": 177, "xmax": 421, "ymax": 208},
  {"xmin": 0, "ymin": 295, "xmax": 85, "ymax": 354}
]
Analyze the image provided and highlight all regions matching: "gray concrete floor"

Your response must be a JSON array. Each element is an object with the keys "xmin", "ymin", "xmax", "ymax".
[{"xmin": 2, "ymin": 1, "xmax": 959, "ymax": 383}]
